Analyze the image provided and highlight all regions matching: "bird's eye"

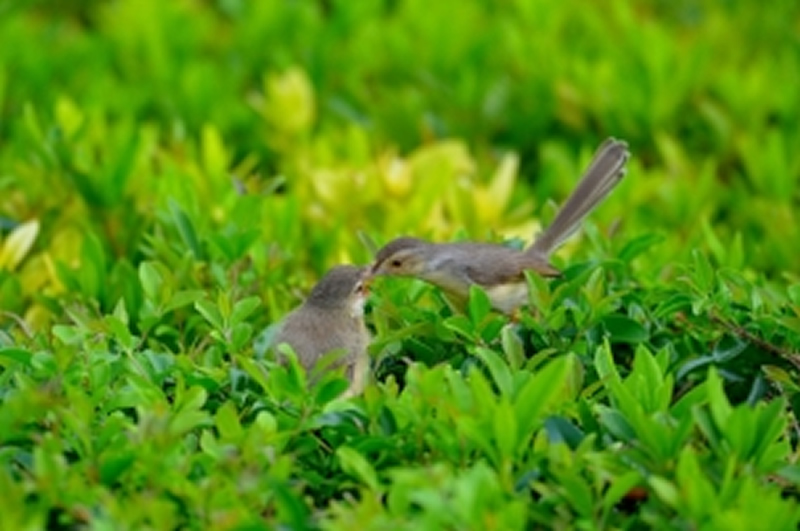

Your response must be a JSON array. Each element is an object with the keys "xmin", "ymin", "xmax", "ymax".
[{"xmin": 390, "ymin": 259, "xmax": 402, "ymax": 267}]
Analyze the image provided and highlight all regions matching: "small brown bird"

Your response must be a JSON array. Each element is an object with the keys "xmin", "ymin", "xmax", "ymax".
[
  {"xmin": 370, "ymin": 137, "xmax": 630, "ymax": 314},
  {"xmin": 271, "ymin": 265, "xmax": 371, "ymax": 398}
]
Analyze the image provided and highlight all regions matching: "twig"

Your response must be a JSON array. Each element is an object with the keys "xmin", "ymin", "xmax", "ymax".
[{"xmin": 709, "ymin": 312, "xmax": 800, "ymax": 371}]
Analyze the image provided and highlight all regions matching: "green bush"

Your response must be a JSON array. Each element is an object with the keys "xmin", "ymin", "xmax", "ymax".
[{"xmin": 1, "ymin": 0, "xmax": 799, "ymax": 528}]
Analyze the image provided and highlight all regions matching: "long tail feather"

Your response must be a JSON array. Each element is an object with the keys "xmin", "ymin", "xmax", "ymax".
[{"xmin": 528, "ymin": 137, "xmax": 629, "ymax": 258}]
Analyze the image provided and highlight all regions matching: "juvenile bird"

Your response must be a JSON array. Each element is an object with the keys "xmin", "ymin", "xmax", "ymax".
[
  {"xmin": 370, "ymin": 137, "xmax": 630, "ymax": 314},
  {"xmin": 271, "ymin": 265, "xmax": 370, "ymax": 397}
]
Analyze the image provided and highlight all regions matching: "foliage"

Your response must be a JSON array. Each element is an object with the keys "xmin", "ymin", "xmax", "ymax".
[{"xmin": 1, "ymin": 0, "xmax": 799, "ymax": 528}]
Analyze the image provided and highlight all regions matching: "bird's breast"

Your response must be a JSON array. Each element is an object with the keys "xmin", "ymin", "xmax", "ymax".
[
  {"xmin": 485, "ymin": 282, "xmax": 529, "ymax": 315},
  {"xmin": 349, "ymin": 295, "xmax": 366, "ymax": 319}
]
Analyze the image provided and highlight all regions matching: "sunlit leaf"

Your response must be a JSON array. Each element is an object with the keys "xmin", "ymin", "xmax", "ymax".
[
  {"xmin": 336, "ymin": 446, "xmax": 380, "ymax": 491},
  {"xmin": 472, "ymin": 346, "xmax": 513, "ymax": 397},
  {"xmin": 0, "ymin": 219, "xmax": 39, "ymax": 271}
]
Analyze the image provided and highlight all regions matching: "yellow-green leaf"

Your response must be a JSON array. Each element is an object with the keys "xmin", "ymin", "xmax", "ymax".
[
  {"xmin": 336, "ymin": 446, "xmax": 379, "ymax": 491},
  {"xmin": 0, "ymin": 219, "xmax": 40, "ymax": 271}
]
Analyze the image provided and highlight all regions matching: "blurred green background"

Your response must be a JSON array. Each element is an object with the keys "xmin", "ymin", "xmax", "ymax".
[{"xmin": 2, "ymin": 0, "xmax": 798, "ymax": 330}]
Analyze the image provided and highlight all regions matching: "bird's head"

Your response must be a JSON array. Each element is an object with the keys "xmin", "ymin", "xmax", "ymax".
[
  {"xmin": 306, "ymin": 264, "xmax": 369, "ymax": 317},
  {"xmin": 369, "ymin": 237, "xmax": 432, "ymax": 278}
]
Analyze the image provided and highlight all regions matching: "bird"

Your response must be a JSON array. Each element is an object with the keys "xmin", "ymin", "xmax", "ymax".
[
  {"xmin": 271, "ymin": 264, "xmax": 371, "ymax": 398},
  {"xmin": 369, "ymin": 137, "xmax": 630, "ymax": 314}
]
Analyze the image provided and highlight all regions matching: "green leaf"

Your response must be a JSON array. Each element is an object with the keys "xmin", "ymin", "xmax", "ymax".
[
  {"xmin": 557, "ymin": 469, "xmax": 594, "ymax": 518},
  {"xmin": 169, "ymin": 409, "xmax": 212, "ymax": 438},
  {"xmin": 671, "ymin": 380, "xmax": 709, "ymax": 419},
  {"xmin": 99, "ymin": 452, "xmax": 136, "ymax": 486},
  {"xmin": 230, "ymin": 296, "xmax": 262, "ymax": 326},
  {"xmin": 103, "ymin": 314, "xmax": 135, "ymax": 351},
  {"xmin": 52, "ymin": 324, "xmax": 84, "ymax": 345},
  {"xmin": 501, "ymin": 324, "xmax": 525, "ymax": 370},
  {"xmin": 675, "ymin": 448, "xmax": 717, "ymax": 517},
  {"xmin": 594, "ymin": 341, "xmax": 621, "ymax": 387},
  {"xmin": 598, "ymin": 407, "xmax": 636, "ymax": 442},
  {"xmin": 315, "ymin": 378, "xmax": 350, "ymax": 405},
  {"xmin": 200, "ymin": 429, "xmax": 223, "ymax": 459},
  {"xmin": 472, "ymin": 346, "xmax": 513, "ymax": 397},
  {"xmin": 105, "ymin": 128, "xmax": 139, "ymax": 205},
  {"xmin": 442, "ymin": 314, "xmax": 476, "ymax": 341},
  {"xmin": 275, "ymin": 343, "xmax": 308, "ymax": 394},
  {"xmin": 543, "ymin": 416, "xmax": 584, "ymax": 450},
  {"xmin": 0, "ymin": 347, "xmax": 33, "ymax": 366},
  {"xmin": 600, "ymin": 314, "xmax": 648, "ymax": 344},
  {"xmin": 631, "ymin": 345, "xmax": 671, "ymax": 412},
  {"xmin": 693, "ymin": 406, "xmax": 723, "ymax": 452},
  {"xmin": 201, "ymin": 123, "xmax": 230, "ymax": 177},
  {"xmin": 229, "ymin": 322, "xmax": 254, "ymax": 351},
  {"xmin": 467, "ymin": 284, "xmax": 491, "ymax": 325},
  {"xmin": 653, "ymin": 292, "xmax": 692, "ymax": 319},
  {"xmin": 706, "ymin": 367, "xmax": 732, "ymax": 428},
  {"xmin": 0, "ymin": 219, "xmax": 39, "ymax": 271},
  {"xmin": 236, "ymin": 356, "xmax": 272, "ymax": 395},
  {"xmin": 195, "ymin": 299, "xmax": 224, "ymax": 331},
  {"xmin": 215, "ymin": 401, "xmax": 243, "ymax": 440},
  {"xmin": 456, "ymin": 417, "xmax": 496, "ymax": 461},
  {"xmin": 336, "ymin": 446, "xmax": 380, "ymax": 491},
  {"xmin": 79, "ymin": 230, "xmax": 107, "ymax": 300},
  {"xmin": 750, "ymin": 400, "xmax": 788, "ymax": 467},
  {"xmin": 169, "ymin": 386, "xmax": 212, "ymax": 437},
  {"xmin": 254, "ymin": 411, "xmax": 278, "ymax": 437},
  {"xmin": 378, "ymin": 406, "xmax": 398, "ymax": 436},
  {"xmin": 513, "ymin": 356, "xmax": 571, "ymax": 444},
  {"xmin": 788, "ymin": 284, "xmax": 800, "ymax": 307},
  {"xmin": 728, "ymin": 231, "xmax": 744, "ymax": 270},
  {"xmin": 493, "ymin": 397, "xmax": 518, "ymax": 461},
  {"xmin": 701, "ymin": 216, "xmax": 726, "ymax": 266},
  {"xmin": 648, "ymin": 476, "xmax": 679, "ymax": 507},
  {"xmin": 164, "ymin": 289, "xmax": 205, "ymax": 313},
  {"xmin": 692, "ymin": 249, "xmax": 714, "ymax": 293},
  {"xmin": 617, "ymin": 233, "xmax": 665, "ymax": 263},
  {"xmin": 139, "ymin": 261, "xmax": 163, "ymax": 302},
  {"xmin": 468, "ymin": 370, "xmax": 498, "ymax": 420},
  {"xmin": 169, "ymin": 199, "xmax": 203, "ymax": 259}
]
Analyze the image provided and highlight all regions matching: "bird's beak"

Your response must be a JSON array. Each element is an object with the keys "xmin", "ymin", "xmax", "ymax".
[
  {"xmin": 360, "ymin": 265, "xmax": 377, "ymax": 288},
  {"xmin": 366, "ymin": 261, "xmax": 383, "ymax": 279}
]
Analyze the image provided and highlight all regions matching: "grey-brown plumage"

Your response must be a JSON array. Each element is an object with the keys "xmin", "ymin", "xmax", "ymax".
[
  {"xmin": 370, "ymin": 138, "xmax": 630, "ymax": 314},
  {"xmin": 271, "ymin": 265, "xmax": 370, "ymax": 397}
]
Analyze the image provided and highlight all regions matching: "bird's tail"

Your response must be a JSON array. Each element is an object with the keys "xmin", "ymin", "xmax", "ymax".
[{"xmin": 527, "ymin": 137, "xmax": 630, "ymax": 259}]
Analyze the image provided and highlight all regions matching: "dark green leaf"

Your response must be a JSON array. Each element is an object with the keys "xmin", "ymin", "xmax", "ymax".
[{"xmin": 601, "ymin": 314, "xmax": 649, "ymax": 344}]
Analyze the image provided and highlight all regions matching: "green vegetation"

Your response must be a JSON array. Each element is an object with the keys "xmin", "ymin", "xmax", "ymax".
[{"xmin": 2, "ymin": 0, "xmax": 799, "ymax": 528}]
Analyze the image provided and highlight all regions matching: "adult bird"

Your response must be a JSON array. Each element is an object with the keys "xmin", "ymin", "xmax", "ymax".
[{"xmin": 370, "ymin": 137, "xmax": 630, "ymax": 314}]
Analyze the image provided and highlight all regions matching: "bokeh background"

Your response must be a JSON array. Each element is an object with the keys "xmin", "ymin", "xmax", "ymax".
[{"xmin": 2, "ymin": 0, "xmax": 798, "ymax": 327}]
